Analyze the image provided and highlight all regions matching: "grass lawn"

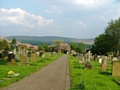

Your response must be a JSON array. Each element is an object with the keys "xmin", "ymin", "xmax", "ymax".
[
  {"xmin": 69, "ymin": 55, "xmax": 120, "ymax": 90},
  {"xmin": 0, "ymin": 53, "xmax": 62, "ymax": 88}
]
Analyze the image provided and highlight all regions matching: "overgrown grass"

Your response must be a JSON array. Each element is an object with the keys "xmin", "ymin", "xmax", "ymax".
[
  {"xmin": 69, "ymin": 55, "xmax": 120, "ymax": 90},
  {"xmin": 0, "ymin": 53, "xmax": 62, "ymax": 88}
]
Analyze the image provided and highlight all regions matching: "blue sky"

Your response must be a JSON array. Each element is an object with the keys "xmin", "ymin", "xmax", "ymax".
[{"xmin": 0, "ymin": 0, "xmax": 120, "ymax": 38}]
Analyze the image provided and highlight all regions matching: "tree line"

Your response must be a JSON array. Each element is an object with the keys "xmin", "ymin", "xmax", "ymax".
[{"xmin": 91, "ymin": 17, "xmax": 120, "ymax": 56}]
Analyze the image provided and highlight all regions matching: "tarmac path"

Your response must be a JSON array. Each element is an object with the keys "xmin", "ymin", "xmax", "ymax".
[{"xmin": 1, "ymin": 54, "xmax": 70, "ymax": 90}]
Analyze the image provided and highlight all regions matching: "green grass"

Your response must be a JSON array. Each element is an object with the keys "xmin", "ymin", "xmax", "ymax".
[
  {"xmin": 69, "ymin": 55, "xmax": 120, "ymax": 90},
  {"xmin": 0, "ymin": 53, "xmax": 62, "ymax": 88}
]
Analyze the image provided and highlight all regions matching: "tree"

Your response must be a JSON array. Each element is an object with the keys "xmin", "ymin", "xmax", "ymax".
[
  {"xmin": 11, "ymin": 38, "xmax": 17, "ymax": 50},
  {"xmin": 53, "ymin": 40, "xmax": 63, "ymax": 51},
  {"xmin": 38, "ymin": 45, "xmax": 44, "ymax": 51},
  {"xmin": 79, "ymin": 42, "xmax": 86, "ymax": 53},
  {"xmin": 11, "ymin": 38, "xmax": 17, "ymax": 44},
  {"xmin": 43, "ymin": 43, "xmax": 49, "ymax": 52},
  {"xmin": 3, "ymin": 39, "xmax": 10, "ymax": 50},
  {"xmin": 0, "ymin": 41, "xmax": 4, "ymax": 51},
  {"xmin": 92, "ymin": 17, "xmax": 120, "ymax": 55},
  {"xmin": 92, "ymin": 34, "xmax": 111, "ymax": 55},
  {"xmin": 70, "ymin": 42, "xmax": 77, "ymax": 51},
  {"xmin": 105, "ymin": 18, "xmax": 120, "ymax": 52}
]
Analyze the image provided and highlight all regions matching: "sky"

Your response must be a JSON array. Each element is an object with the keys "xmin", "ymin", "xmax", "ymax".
[{"xmin": 0, "ymin": 0, "xmax": 120, "ymax": 39}]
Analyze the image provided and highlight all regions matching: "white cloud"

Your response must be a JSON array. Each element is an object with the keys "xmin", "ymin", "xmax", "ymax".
[
  {"xmin": 0, "ymin": 8, "xmax": 53, "ymax": 27},
  {"xmin": 72, "ymin": 0, "xmax": 113, "ymax": 9},
  {"xmin": 75, "ymin": 21, "xmax": 87, "ymax": 28},
  {"xmin": 99, "ymin": 16, "xmax": 108, "ymax": 22}
]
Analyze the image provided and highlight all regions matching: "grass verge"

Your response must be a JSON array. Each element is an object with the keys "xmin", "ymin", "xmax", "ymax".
[
  {"xmin": 69, "ymin": 55, "xmax": 120, "ymax": 90},
  {"xmin": 0, "ymin": 53, "xmax": 62, "ymax": 88}
]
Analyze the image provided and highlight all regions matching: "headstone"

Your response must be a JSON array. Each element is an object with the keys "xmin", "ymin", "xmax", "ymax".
[
  {"xmin": 112, "ymin": 57, "xmax": 118, "ymax": 62},
  {"xmin": 0, "ymin": 53, "xmax": 2, "ymax": 58},
  {"xmin": 30, "ymin": 53, "xmax": 36, "ymax": 62},
  {"xmin": 39, "ymin": 51, "xmax": 43, "ymax": 57},
  {"xmin": 27, "ymin": 51, "xmax": 31, "ymax": 57},
  {"xmin": 8, "ymin": 53, "xmax": 15, "ymax": 62},
  {"xmin": 7, "ymin": 59, "xmax": 16, "ymax": 65},
  {"xmin": 101, "ymin": 56, "xmax": 108, "ymax": 71},
  {"xmin": 79, "ymin": 54, "xmax": 84, "ymax": 64},
  {"xmin": 20, "ymin": 55, "xmax": 29, "ymax": 65},
  {"xmin": 84, "ymin": 62, "xmax": 92, "ymax": 69},
  {"xmin": 112, "ymin": 61, "xmax": 120, "ymax": 77},
  {"xmin": 2, "ymin": 51, "xmax": 8, "ymax": 60},
  {"xmin": 117, "ymin": 56, "xmax": 120, "ymax": 61},
  {"xmin": 94, "ymin": 54, "xmax": 98, "ymax": 61},
  {"xmin": 99, "ymin": 58, "xmax": 102, "ymax": 63}
]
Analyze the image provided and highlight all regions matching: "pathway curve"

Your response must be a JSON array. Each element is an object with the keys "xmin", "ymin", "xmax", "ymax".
[{"xmin": 1, "ymin": 54, "xmax": 70, "ymax": 90}]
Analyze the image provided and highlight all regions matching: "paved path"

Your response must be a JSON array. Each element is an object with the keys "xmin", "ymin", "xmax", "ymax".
[{"xmin": 1, "ymin": 54, "xmax": 70, "ymax": 90}]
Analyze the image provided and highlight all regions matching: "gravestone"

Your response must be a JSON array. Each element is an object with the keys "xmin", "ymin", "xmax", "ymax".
[
  {"xmin": 112, "ymin": 61, "xmax": 120, "ymax": 77},
  {"xmin": 8, "ymin": 53, "xmax": 15, "ymax": 62},
  {"xmin": 79, "ymin": 54, "xmax": 84, "ymax": 64},
  {"xmin": 117, "ymin": 56, "xmax": 120, "ymax": 61},
  {"xmin": 99, "ymin": 58, "xmax": 102, "ymax": 63},
  {"xmin": 94, "ymin": 54, "xmax": 98, "ymax": 61},
  {"xmin": 2, "ymin": 51, "xmax": 8, "ymax": 60},
  {"xmin": 39, "ymin": 51, "xmax": 43, "ymax": 57},
  {"xmin": 101, "ymin": 56, "xmax": 108, "ymax": 71},
  {"xmin": 30, "ymin": 53, "xmax": 36, "ymax": 62},
  {"xmin": 84, "ymin": 62, "xmax": 92, "ymax": 69},
  {"xmin": 0, "ymin": 53, "xmax": 2, "ymax": 58},
  {"xmin": 7, "ymin": 59, "xmax": 16, "ymax": 65},
  {"xmin": 112, "ymin": 57, "xmax": 118, "ymax": 62},
  {"xmin": 20, "ymin": 55, "xmax": 29, "ymax": 65},
  {"xmin": 27, "ymin": 51, "xmax": 31, "ymax": 57}
]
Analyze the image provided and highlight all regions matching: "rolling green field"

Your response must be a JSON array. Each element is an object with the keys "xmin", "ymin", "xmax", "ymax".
[
  {"xmin": 69, "ymin": 55, "xmax": 120, "ymax": 90},
  {"xmin": 0, "ymin": 53, "xmax": 62, "ymax": 88}
]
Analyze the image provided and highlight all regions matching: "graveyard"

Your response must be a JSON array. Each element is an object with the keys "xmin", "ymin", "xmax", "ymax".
[
  {"xmin": 0, "ymin": 36, "xmax": 120, "ymax": 89},
  {"xmin": 0, "ymin": 51, "xmax": 63, "ymax": 88},
  {"xmin": 69, "ymin": 54, "xmax": 120, "ymax": 90}
]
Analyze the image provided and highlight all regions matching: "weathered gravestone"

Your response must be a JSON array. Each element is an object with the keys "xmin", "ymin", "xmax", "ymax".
[
  {"xmin": 79, "ymin": 54, "xmax": 85, "ymax": 64},
  {"xmin": 30, "ymin": 53, "xmax": 36, "ymax": 62},
  {"xmin": 8, "ymin": 53, "xmax": 15, "ymax": 62},
  {"xmin": 7, "ymin": 59, "xmax": 16, "ymax": 65},
  {"xmin": 84, "ymin": 62, "xmax": 92, "ymax": 69},
  {"xmin": 112, "ymin": 61, "xmax": 120, "ymax": 77},
  {"xmin": 20, "ymin": 55, "xmax": 29, "ymax": 65},
  {"xmin": 112, "ymin": 57, "xmax": 118, "ymax": 62},
  {"xmin": 2, "ymin": 51, "xmax": 8, "ymax": 60},
  {"xmin": 39, "ymin": 51, "xmax": 43, "ymax": 57},
  {"xmin": 0, "ymin": 53, "xmax": 2, "ymax": 58},
  {"xmin": 101, "ymin": 56, "xmax": 108, "ymax": 71},
  {"xmin": 27, "ymin": 51, "xmax": 31, "ymax": 57}
]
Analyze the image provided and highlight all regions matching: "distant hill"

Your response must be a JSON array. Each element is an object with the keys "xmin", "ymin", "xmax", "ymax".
[{"xmin": 6, "ymin": 36, "xmax": 94, "ymax": 45}]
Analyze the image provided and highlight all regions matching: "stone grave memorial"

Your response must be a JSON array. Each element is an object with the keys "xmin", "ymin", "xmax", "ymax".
[
  {"xmin": 39, "ymin": 51, "xmax": 43, "ymax": 57},
  {"xmin": 112, "ymin": 61, "xmax": 120, "ymax": 77},
  {"xmin": 2, "ymin": 51, "xmax": 8, "ymax": 60},
  {"xmin": 112, "ymin": 57, "xmax": 118, "ymax": 62},
  {"xmin": 7, "ymin": 53, "xmax": 16, "ymax": 65},
  {"xmin": 20, "ymin": 55, "xmax": 29, "ymax": 65},
  {"xmin": 101, "ymin": 56, "xmax": 108, "ymax": 71},
  {"xmin": 27, "ymin": 51, "xmax": 31, "ymax": 57},
  {"xmin": 30, "ymin": 53, "xmax": 36, "ymax": 62},
  {"xmin": 0, "ymin": 53, "xmax": 2, "ymax": 58}
]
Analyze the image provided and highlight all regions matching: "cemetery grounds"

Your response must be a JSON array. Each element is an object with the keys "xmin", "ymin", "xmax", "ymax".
[
  {"xmin": 0, "ymin": 53, "xmax": 62, "ymax": 88},
  {"xmin": 69, "ymin": 55, "xmax": 120, "ymax": 90}
]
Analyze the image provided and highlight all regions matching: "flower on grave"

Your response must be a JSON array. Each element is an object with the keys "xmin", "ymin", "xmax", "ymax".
[{"xmin": 8, "ymin": 70, "xmax": 15, "ymax": 75}]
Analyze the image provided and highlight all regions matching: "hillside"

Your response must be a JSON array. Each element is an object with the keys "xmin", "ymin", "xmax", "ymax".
[{"xmin": 6, "ymin": 36, "xmax": 94, "ymax": 45}]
